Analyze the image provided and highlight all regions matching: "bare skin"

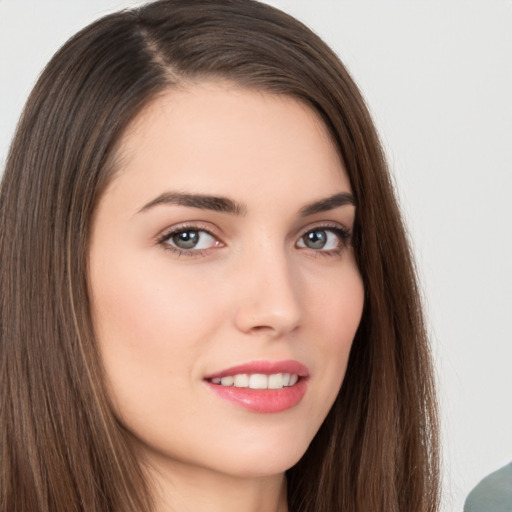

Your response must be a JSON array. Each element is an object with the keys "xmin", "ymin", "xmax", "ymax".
[{"xmin": 88, "ymin": 82, "xmax": 364, "ymax": 512}]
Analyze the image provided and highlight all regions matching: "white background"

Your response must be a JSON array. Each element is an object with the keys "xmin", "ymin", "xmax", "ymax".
[{"xmin": 1, "ymin": 1, "xmax": 511, "ymax": 510}]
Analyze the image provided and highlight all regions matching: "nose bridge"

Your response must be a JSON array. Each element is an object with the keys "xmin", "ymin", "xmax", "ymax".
[{"xmin": 232, "ymin": 235, "xmax": 302, "ymax": 336}]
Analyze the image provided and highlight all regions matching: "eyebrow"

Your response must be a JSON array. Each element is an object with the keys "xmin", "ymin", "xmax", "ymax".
[
  {"xmin": 298, "ymin": 192, "xmax": 355, "ymax": 216},
  {"xmin": 138, "ymin": 192, "xmax": 246, "ymax": 216},
  {"xmin": 137, "ymin": 191, "xmax": 355, "ymax": 216}
]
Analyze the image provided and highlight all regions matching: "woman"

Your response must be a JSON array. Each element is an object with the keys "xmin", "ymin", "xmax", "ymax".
[{"xmin": 0, "ymin": 1, "xmax": 440, "ymax": 511}]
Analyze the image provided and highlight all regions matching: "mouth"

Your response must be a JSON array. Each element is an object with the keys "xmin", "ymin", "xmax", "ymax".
[
  {"xmin": 204, "ymin": 360, "xmax": 309, "ymax": 413},
  {"xmin": 208, "ymin": 372, "xmax": 299, "ymax": 389}
]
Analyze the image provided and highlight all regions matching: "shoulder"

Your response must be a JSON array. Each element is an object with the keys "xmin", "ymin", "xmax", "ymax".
[{"xmin": 464, "ymin": 462, "xmax": 512, "ymax": 512}]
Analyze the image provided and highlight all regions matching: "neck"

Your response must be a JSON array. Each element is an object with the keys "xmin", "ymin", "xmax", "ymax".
[{"xmin": 144, "ymin": 457, "xmax": 288, "ymax": 512}]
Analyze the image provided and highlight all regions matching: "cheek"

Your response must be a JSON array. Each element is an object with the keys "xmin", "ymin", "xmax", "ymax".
[
  {"xmin": 309, "ymin": 261, "xmax": 364, "ymax": 350},
  {"xmin": 89, "ymin": 263, "xmax": 226, "ymax": 458},
  {"xmin": 91, "ymin": 253, "xmax": 222, "ymax": 354},
  {"xmin": 303, "ymin": 265, "xmax": 364, "ymax": 417},
  {"xmin": 88, "ymin": 254, "xmax": 225, "ymax": 420}
]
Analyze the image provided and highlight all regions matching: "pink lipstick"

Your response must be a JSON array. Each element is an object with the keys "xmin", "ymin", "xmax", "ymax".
[{"xmin": 204, "ymin": 360, "xmax": 309, "ymax": 413}]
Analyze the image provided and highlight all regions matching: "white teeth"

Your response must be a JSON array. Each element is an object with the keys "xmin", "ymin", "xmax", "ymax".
[
  {"xmin": 220, "ymin": 376, "xmax": 234, "ymax": 386},
  {"xmin": 268, "ymin": 373, "xmax": 284, "ymax": 389},
  {"xmin": 211, "ymin": 373, "xmax": 299, "ymax": 389},
  {"xmin": 249, "ymin": 374, "xmax": 268, "ymax": 389},
  {"xmin": 234, "ymin": 374, "xmax": 249, "ymax": 387}
]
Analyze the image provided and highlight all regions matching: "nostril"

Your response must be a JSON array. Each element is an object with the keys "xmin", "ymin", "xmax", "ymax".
[{"xmin": 251, "ymin": 325, "xmax": 273, "ymax": 333}]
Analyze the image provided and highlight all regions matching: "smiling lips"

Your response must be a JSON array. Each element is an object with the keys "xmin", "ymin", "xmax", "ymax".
[{"xmin": 204, "ymin": 360, "xmax": 309, "ymax": 413}]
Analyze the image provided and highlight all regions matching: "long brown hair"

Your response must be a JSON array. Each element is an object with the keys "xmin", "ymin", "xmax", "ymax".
[{"xmin": 0, "ymin": 1, "xmax": 440, "ymax": 510}]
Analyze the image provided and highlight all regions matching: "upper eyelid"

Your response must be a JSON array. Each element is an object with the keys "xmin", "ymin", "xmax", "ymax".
[
  {"xmin": 155, "ymin": 222, "xmax": 222, "ymax": 244},
  {"xmin": 300, "ymin": 225, "xmax": 349, "ymax": 236},
  {"xmin": 297, "ymin": 221, "xmax": 351, "ymax": 238},
  {"xmin": 298, "ymin": 225, "xmax": 351, "ymax": 243}
]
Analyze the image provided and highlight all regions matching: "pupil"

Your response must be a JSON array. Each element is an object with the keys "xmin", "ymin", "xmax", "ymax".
[
  {"xmin": 173, "ymin": 231, "xmax": 199, "ymax": 249},
  {"xmin": 305, "ymin": 230, "xmax": 327, "ymax": 249}
]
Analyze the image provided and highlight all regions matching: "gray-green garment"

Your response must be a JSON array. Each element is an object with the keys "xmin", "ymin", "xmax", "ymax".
[{"xmin": 464, "ymin": 462, "xmax": 512, "ymax": 512}]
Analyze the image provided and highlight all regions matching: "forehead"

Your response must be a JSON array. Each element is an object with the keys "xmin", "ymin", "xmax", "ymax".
[{"xmin": 107, "ymin": 81, "xmax": 350, "ymax": 209}]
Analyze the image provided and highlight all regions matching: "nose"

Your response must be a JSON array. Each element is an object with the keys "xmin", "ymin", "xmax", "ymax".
[{"xmin": 232, "ymin": 247, "xmax": 302, "ymax": 338}]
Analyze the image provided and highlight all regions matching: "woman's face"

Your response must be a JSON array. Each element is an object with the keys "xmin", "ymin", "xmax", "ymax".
[{"xmin": 88, "ymin": 82, "xmax": 364, "ymax": 479}]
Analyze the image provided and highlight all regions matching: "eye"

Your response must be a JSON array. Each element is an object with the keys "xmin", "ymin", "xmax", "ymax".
[
  {"xmin": 158, "ymin": 226, "xmax": 222, "ymax": 254},
  {"xmin": 296, "ymin": 226, "xmax": 350, "ymax": 254}
]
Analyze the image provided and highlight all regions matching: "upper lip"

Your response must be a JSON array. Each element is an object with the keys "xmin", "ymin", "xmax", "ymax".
[{"xmin": 204, "ymin": 360, "xmax": 309, "ymax": 380}]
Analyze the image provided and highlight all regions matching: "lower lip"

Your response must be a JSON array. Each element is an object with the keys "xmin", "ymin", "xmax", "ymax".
[{"xmin": 205, "ymin": 379, "xmax": 308, "ymax": 413}]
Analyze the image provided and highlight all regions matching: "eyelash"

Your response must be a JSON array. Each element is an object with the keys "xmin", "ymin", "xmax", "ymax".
[
  {"xmin": 156, "ymin": 222, "xmax": 219, "ymax": 258},
  {"xmin": 155, "ymin": 222, "xmax": 352, "ymax": 259},
  {"xmin": 298, "ymin": 223, "xmax": 352, "ymax": 258}
]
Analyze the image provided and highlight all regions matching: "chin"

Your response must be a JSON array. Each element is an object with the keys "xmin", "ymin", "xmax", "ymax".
[{"xmin": 205, "ymin": 428, "xmax": 314, "ymax": 479}]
